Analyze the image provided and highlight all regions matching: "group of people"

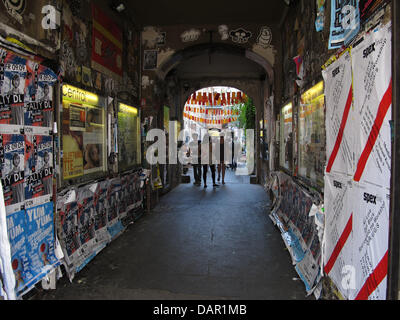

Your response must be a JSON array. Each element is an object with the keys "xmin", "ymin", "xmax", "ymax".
[{"xmin": 188, "ymin": 132, "xmax": 236, "ymax": 189}]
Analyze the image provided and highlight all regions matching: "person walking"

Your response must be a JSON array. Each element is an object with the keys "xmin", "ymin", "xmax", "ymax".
[
  {"xmin": 201, "ymin": 134, "xmax": 218, "ymax": 189},
  {"xmin": 217, "ymin": 134, "xmax": 226, "ymax": 185},
  {"xmin": 189, "ymin": 133, "xmax": 202, "ymax": 186}
]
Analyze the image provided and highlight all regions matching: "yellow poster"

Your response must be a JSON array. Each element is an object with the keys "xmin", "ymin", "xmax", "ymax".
[{"xmin": 62, "ymin": 133, "xmax": 84, "ymax": 179}]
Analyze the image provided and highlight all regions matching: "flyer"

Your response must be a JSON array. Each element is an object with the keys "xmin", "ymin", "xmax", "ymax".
[
  {"xmin": 23, "ymin": 202, "xmax": 60, "ymax": 294},
  {"xmin": 323, "ymin": 50, "xmax": 356, "ymax": 177},
  {"xmin": 0, "ymin": 48, "xmax": 26, "ymax": 131},
  {"xmin": 0, "ymin": 133, "xmax": 25, "ymax": 213},
  {"xmin": 24, "ymin": 135, "xmax": 53, "ymax": 203},
  {"xmin": 93, "ymin": 180, "xmax": 110, "ymax": 252},
  {"xmin": 329, "ymin": 0, "xmax": 360, "ymax": 49},
  {"xmin": 323, "ymin": 173, "xmax": 354, "ymax": 299},
  {"xmin": 351, "ymin": 23, "xmax": 392, "ymax": 189},
  {"xmin": 24, "ymin": 61, "xmax": 57, "ymax": 131},
  {"xmin": 350, "ymin": 182, "xmax": 389, "ymax": 300},
  {"xmin": 6, "ymin": 209, "xmax": 29, "ymax": 296}
]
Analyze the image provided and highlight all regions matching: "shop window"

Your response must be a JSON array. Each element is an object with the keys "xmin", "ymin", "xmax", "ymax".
[
  {"xmin": 118, "ymin": 103, "xmax": 141, "ymax": 172},
  {"xmin": 280, "ymin": 102, "xmax": 293, "ymax": 172},
  {"xmin": 298, "ymin": 81, "xmax": 325, "ymax": 189},
  {"xmin": 61, "ymin": 84, "xmax": 107, "ymax": 185}
]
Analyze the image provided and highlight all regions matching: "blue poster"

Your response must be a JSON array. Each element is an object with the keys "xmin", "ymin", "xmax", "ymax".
[
  {"xmin": 23, "ymin": 202, "xmax": 60, "ymax": 291},
  {"xmin": 329, "ymin": 0, "xmax": 360, "ymax": 49},
  {"xmin": 6, "ymin": 209, "xmax": 30, "ymax": 296}
]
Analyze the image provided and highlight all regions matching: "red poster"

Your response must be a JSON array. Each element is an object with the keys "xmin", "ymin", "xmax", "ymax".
[{"xmin": 91, "ymin": 4, "xmax": 123, "ymax": 79}]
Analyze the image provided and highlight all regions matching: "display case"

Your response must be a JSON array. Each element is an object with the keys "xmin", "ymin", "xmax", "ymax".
[
  {"xmin": 117, "ymin": 102, "xmax": 141, "ymax": 172},
  {"xmin": 279, "ymin": 102, "xmax": 293, "ymax": 172},
  {"xmin": 60, "ymin": 84, "xmax": 107, "ymax": 186},
  {"xmin": 298, "ymin": 81, "xmax": 325, "ymax": 189}
]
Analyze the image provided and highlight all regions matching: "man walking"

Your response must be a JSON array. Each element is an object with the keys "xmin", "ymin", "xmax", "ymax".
[{"xmin": 189, "ymin": 133, "xmax": 202, "ymax": 186}]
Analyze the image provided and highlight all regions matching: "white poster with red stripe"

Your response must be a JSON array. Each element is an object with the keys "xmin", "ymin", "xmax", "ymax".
[
  {"xmin": 351, "ymin": 23, "xmax": 392, "ymax": 189},
  {"xmin": 350, "ymin": 183, "xmax": 390, "ymax": 300},
  {"xmin": 323, "ymin": 173, "xmax": 354, "ymax": 299},
  {"xmin": 323, "ymin": 49, "xmax": 356, "ymax": 177}
]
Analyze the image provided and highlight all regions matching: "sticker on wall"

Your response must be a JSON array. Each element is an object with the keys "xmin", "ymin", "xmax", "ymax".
[
  {"xmin": 143, "ymin": 50, "xmax": 158, "ymax": 70},
  {"xmin": 256, "ymin": 26, "xmax": 272, "ymax": 48},
  {"xmin": 94, "ymin": 72, "xmax": 102, "ymax": 91},
  {"xmin": 82, "ymin": 66, "xmax": 92, "ymax": 87},
  {"xmin": 157, "ymin": 32, "xmax": 166, "ymax": 46},
  {"xmin": 218, "ymin": 25, "xmax": 229, "ymax": 41},
  {"xmin": 329, "ymin": 0, "xmax": 360, "ymax": 49},
  {"xmin": 181, "ymin": 29, "xmax": 201, "ymax": 43},
  {"xmin": 229, "ymin": 28, "xmax": 252, "ymax": 44},
  {"xmin": 142, "ymin": 26, "xmax": 162, "ymax": 49},
  {"xmin": 315, "ymin": 0, "xmax": 326, "ymax": 32},
  {"xmin": 1, "ymin": 0, "xmax": 26, "ymax": 24}
]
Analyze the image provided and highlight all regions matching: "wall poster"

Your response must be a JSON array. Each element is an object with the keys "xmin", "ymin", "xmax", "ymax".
[
  {"xmin": 61, "ymin": 84, "xmax": 107, "ymax": 184},
  {"xmin": 117, "ymin": 103, "xmax": 141, "ymax": 172}
]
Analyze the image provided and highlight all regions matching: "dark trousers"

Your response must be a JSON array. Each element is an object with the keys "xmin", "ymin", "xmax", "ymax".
[
  {"xmin": 193, "ymin": 164, "xmax": 202, "ymax": 183},
  {"xmin": 202, "ymin": 165, "xmax": 216, "ymax": 185}
]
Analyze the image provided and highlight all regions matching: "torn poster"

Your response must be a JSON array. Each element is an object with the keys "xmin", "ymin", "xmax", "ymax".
[
  {"xmin": 0, "ymin": 182, "xmax": 16, "ymax": 300},
  {"xmin": 329, "ymin": 0, "xmax": 360, "ymax": 49}
]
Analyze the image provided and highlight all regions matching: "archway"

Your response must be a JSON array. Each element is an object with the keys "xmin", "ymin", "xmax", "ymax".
[{"xmin": 158, "ymin": 43, "xmax": 274, "ymax": 183}]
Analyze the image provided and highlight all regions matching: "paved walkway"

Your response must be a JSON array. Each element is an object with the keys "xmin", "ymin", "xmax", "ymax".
[{"xmin": 37, "ymin": 168, "xmax": 311, "ymax": 300}]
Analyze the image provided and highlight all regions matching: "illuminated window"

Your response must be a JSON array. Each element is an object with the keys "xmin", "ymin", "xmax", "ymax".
[
  {"xmin": 280, "ymin": 102, "xmax": 293, "ymax": 172},
  {"xmin": 298, "ymin": 81, "xmax": 325, "ymax": 189},
  {"xmin": 118, "ymin": 103, "xmax": 141, "ymax": 171}
]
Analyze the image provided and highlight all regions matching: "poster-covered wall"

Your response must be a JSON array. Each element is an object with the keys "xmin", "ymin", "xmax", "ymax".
[
  {"xmin": 0, "ymin": 47, "xmax": 60, "ymax": 299},
  {"xmin": 56, "ymin": 170, "xmax": 146, "ymax": 281},
  {"xmin": 269, "ymin": 171, "xmax": 324, "ymax": 295},
  {"xmin": 322, "ymin": 22, "xmax": 391, "ymax": 300}
]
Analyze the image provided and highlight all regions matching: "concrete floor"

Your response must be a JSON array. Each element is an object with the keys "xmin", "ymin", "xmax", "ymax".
[{"xmin": 36, "ymin": 168, "xmax": 311, "ymax": 300}]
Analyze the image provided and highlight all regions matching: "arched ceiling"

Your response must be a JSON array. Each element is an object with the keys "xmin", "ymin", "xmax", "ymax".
[
  {"xmin": 110, "ymin": 0, "xmax": 289, "ymax": 27},
  {"xmin": 173, "ymin": 50, "xmax": 266, "ymax": 81}
]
